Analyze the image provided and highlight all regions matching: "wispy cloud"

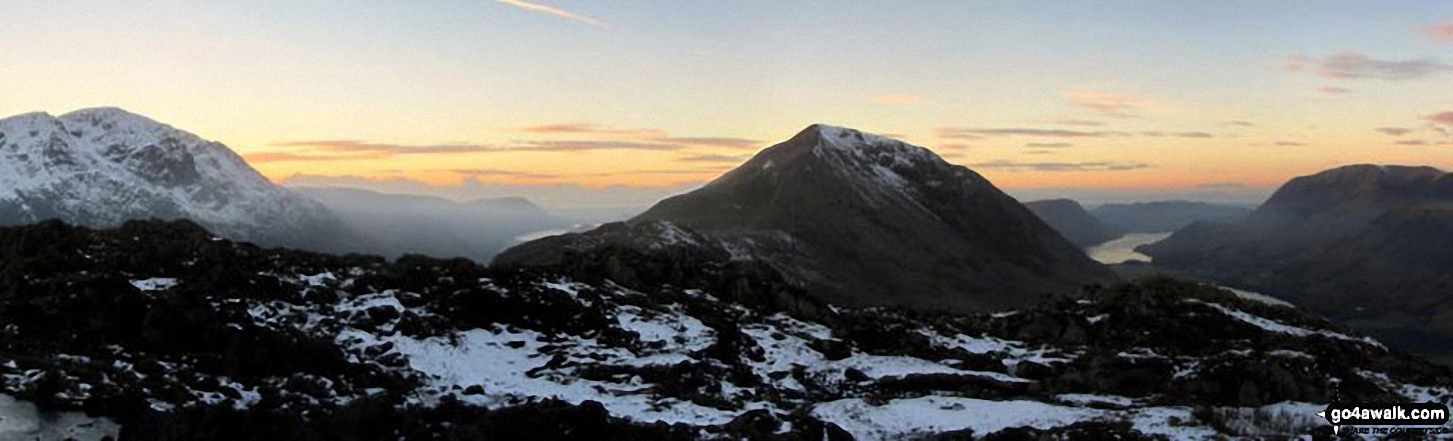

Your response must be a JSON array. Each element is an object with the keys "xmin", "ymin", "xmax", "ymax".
[
  {"xmin": 1174, "ymin": 132, "xmax": 1215, "ymax": 138},
  {"xmin": 1427, "ymin": 111, "xmax": 1453, "ymax": 126},
  {"xmin": 872, "ymin": 94, "xmax": 924, "ymax": 105},
  {"xmin": 1062, "ymin": 87, "xmax": 1151, "ymax": 118},
  {"xmin": 520, "ymin": 140, "xmax": 685, "ymax": 151},
  {"xmin": 1024, "ymin": 142, "xmax": 1072, "ymax": 148},
  {"xmin": 270, "ymin": 140, "xmax": 496, "ymax": 154},
  {"xmin": 1273, "ymin": 141, "xmax": 1306, "ymax": 146},
  {"xmin": 1317, "ymin": 86, "xmax": 1352, "ymax": 95},
  {"xmin": 514, "ymin": 124, "xmax": 760, "ymax": 149},
  {"xmin": 938, "ymin": 127, "xmax": 1125, "ymax": 139},
  {"xmin": 1284, "ymin": 55, "xmax": 1311, "ymax": 72},
  {"xmin": 1037, "ymin": 119, "xmax": 1106, "ymax": 127},
  {"xmin": 665, "ymin": 137, "xmax": 761, "ymax": 149},
  {"xmin": 1197, "ymin": 182, "xmax": 1247, "ymax": 190},
  {"xmin": 265, "ymin": 139, "xmax": 687, "ymax": 157},
  {"xmin": 263, "ymin": 124, "xmax": 762, "ymax": 163},
  {"xmin": 444, "ymin": 168, "xmax": 563, "ymax": 179},
  {"xmin": 1376, "ymin": 127, "xmax": 1415, "ymax": 136},
  {"xmin": 1427, "ymin": 23, "xmax": 1453, "ymax": 43},
  {"xmin": 243, "ymin": 151, "xmax": 390, "ymax": 163},
  {"xmin": 1220, "ymin": 120, "xmax": 1255, "ymax": 127},
  {"xmin": 1395, "ymin": 139, "xmax": 1429, "ymax": 146},
  {"xmin": 496, "ymin": 0, "xmax": 606, "ymax": 27},
  {"xmin": 1303, "ymin": 52, "xmax": 1453, "ymax": 80},
  {"xmin": 967, "ymin": 160, "xmax": 1151, "ymax": 172},
  {"xmin": 678, "ymin": 153, "xmax": 750, "ymax": 163}
]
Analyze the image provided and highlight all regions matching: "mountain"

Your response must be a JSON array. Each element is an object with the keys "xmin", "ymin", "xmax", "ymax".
[
  {"xmin": 0, "ymin": 108, "xmax": 350, "ymax": 250},
  {"xmin": 1023, "ymin": 199, "xmax": 1124, "ymax": 248},
  {"xmin": 3, "ymin": 220, "xmax": 1449, "ymax": 439},
  {"xmin": 1090, "ymin": 200, "xmax": 1253, "ymax": 233},
  {"xmin": 1140, "ymin": 164, "xmax": 1453, "ymax": 363},
  {"xmin": 294, "ymin": 187, "xmax": 570, "ymax": 261},
  {"xmin": 498, "ymin": 125, "xmax": 1119, "ymax": 313}
]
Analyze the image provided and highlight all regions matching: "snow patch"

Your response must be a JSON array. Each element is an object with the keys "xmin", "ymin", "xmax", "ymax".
[{"xmin": 129, "ymin": 277, "xmax": 177, "ymax": 291}]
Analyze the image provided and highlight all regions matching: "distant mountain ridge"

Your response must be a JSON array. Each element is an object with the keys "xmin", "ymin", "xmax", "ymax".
[
  {"xmin": 295, "ymin": 186, "xmax": 570, "ymax": 261},
  {"xmin": 0, "ymin": 108, "xmax": 350, "ymax": 249},
  {"xmin": 1090, "ymin": 200, "xmax": 1252, "ymax": 233},
  {"xmin": 1023, "ymin": 199, "xmax": 1124, "ymax": 247},
  {"xmin": 1141, "ymin": 164, "xmax": 1453, "ymax": 363},
  {"xmin": 498, "ymin": 124, "xmax": 1118, "ymax": 312}
]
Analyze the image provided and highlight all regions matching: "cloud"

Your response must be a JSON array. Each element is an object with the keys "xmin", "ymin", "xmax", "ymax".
[
  {"xmin": 624, "ymin": 167, "xmax": 733, "ymax": 175},
  {"xmin": 270, "ymin": 140, "xmax": 497, "ymax": 154},
  {"xmin": 1427, "ymin": 112, "xmax": 1453, "ymax": 126},
  {"xmin": 1284, "ymin": 55, "xmax": 1311, "ymax": 72},
  {"xmin": 873, "ymin": 94, "xmax": 924, "ymax": 105},
  {"xmin": 1318, "ymin": 86, "xmax": 1353, "ymax": 95},
  {"xmin": 1197, "ymin": 182, "xmax": 1247, "ymax": 190},
  {"xmin": 1062, "ymin": 87, "xmax": 1150, "ymax": 118},
  {"xmin": 496, "ymin": 0, "xmax": 606, "ymax": 27},
  {"xmin": 966, "ymin": 160, "xmax": 1151, "ymax": 172},
  {"xmin": 517, "ymin": 140, "xmax": 685, "ymax": 151},
  {"xmin": 1024, "ymin": 142, "xmax": 1072, "ymax": 148},
  {"xmin": 1037, "ymin": 119, "xmax": 1107, "ymax": 127},
  {"xmin": 1376, "ymin": 127, "xmax": 1415, "ymax": 136},
  {"xmin": 678, "ymin": 153, "xmax": 750, "ymax": 163},
  {"xmin": 243, "ymin": 151, "xmax": 390, "ymax": 163},
  {"xmin": 1174, "ymin": 132, "xmax": 1215, "ymax": 138},
  {"xmin": 1395, "ymin": 140, "xmax": 1429, "ymax": 146},
  {"xmin": 1273, "ymin": 141, "xmax": 1306, "ymax": 146},
  {"xmin": 938, "ymin": 127, "xmax": 1122, "ymax": 138},
  {"xmin": 443, "ymin": 168, "xmax": 563, "ymax": 179},
  {"xmin": 1309, "ymin": 52, "xmax": 1452, "ymax": 80},
  {"xmin": 259, "ymin": 124, "xmax": 763, "ymax": 168},
  {"xmin": 1221, "ymin": 120, "xmax": 1255, "ymax": 127},
  {"xmin": 1427, "ymin": 23, "xmax": 1453, "ymax": 43},
  {"xmin": 516, "ymin": 123, "xmax": 666, "ymax": 138},
  {"xmin": 937, "ymin": 143, "xmax": 973, "ymax": 151},
  {"xmin": 514, "ymin": 124, "xmax": 760, "ymax": 149},
  {"xmin": 665, "ymin": 137, "xmax": 761, "ymax": 149}
]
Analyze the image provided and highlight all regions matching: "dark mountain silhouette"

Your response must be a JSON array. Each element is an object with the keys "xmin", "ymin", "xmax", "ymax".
[
  {"xmin": 497, "ymin": 124, "xmax": 1118, "ymax": 312},
  {"xmin": 1023, "ymin": 199, "xmax": 1124, "ymax": 247},
  {"xmin": 1090, "ymin": 200, "xmax": 1252, "ymax": 233},
  {"xmin": 1140, "ymin": 164, "xmax": 1453, "ymax": 363}
]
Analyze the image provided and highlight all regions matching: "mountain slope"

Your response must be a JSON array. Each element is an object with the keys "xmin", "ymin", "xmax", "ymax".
[
  {"xmin": 499, "ymin": 125, "xmax": 1118, "ymax": 313},
  {"xmin": 0, "ymin": 108, "xmax": 349, "ymax": 250},
  {"xmin": 1090, "ymin": 201, "xmax": 1252, "ymax": 233},
  {"xmin": 3, "ymin": 220, "xmax": 1449, "ymax": 439},
  {"xmin": 1140, "ymin": 164, "xmax": 1453, "ymax": 363},
  {"xmin": 1023, "ymin": 198, "xmax": 1124, "ymax": 247}
]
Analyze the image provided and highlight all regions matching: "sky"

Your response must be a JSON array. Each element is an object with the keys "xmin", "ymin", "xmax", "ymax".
[{"xmin": 1, "ymin": 0, "xmax": 1450, "ymax": 208}]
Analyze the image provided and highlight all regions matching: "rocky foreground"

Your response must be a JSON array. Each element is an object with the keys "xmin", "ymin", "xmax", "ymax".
[{"xmin": 1, "ymin": 220, "xmax": 1450, "ymax": 440}]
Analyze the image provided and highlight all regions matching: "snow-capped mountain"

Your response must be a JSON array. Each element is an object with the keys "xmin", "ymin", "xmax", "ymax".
[
  {"xmin": 499, "ymin": 124, "xmax": 1118, "ymax": 312},
  {"xmin": 2, "ymin": 220, "xmax": 1449, "ymax": 439},
  {"xmin": 0, "ymin": 108, "xmax": 347, "ymax": 249}
]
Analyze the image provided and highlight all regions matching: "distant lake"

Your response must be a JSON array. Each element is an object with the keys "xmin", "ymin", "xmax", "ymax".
[{"xmin": 1085, "ymin": 232, "xmax": 1172, "ymax": 264}]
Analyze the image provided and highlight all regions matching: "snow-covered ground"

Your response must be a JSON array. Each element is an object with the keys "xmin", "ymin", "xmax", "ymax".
[
  {"xmin": 8, "ymin": 250, "xmax": 1450, "ymax": 439},
  {"xmin": 0, "ymin": 394, "xmax": 119, "ymax": 441}
]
